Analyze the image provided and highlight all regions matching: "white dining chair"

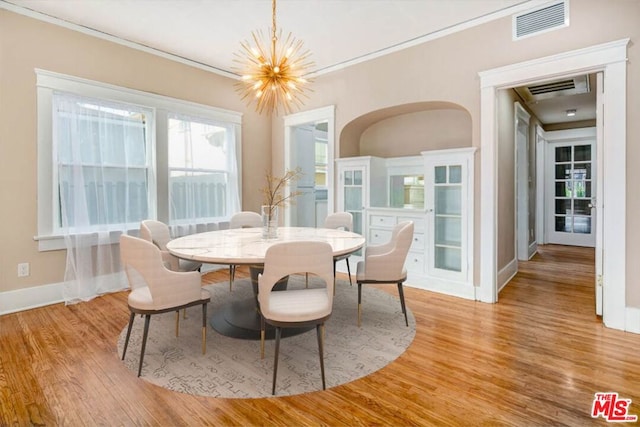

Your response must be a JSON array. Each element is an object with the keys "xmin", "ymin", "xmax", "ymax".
[
  {"xmin": 258, "ymin": 241, "xmax": 335, "ymax": 395},
  {"xmin": 140, "ymin": 220, "xmax": 202, "ymax": 273},
  {"xmin": 120, "ymin": 234, "xmax": 211, "ymax": 377},
  {"xmin": 356, "ymin": 221, "xmax": 414, "ymax": 327}
]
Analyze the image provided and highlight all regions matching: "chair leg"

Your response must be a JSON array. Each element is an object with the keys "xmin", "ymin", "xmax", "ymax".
[
  {"xmin": 202, "ymin": 303, "xmax": 207, "ymax": 354},
  {"xmin": 229, "ymin": 265, "xmax": 235, "ymax": 292},
  {"xmin": 397, "ymin": 282, "xmax": 408, "ymax": 327},
  {"xmin": 272, "ymin": 327, "xmax": 282, "ymax": 395},
  {"xmin": 357, "ymin": 283, "xmax": 362, "ymax": 327},
  {"xmin": 316, "ymin": 324, "xmax": 326, "ymax": 390},
  {"xmin": 332, "ymin": 260, "xmax": 337, "ymax": 295},
  {"xmin": 345, "ymin": 258, "xmax": 352, "ymax": 286},
  {"xmin": 260, "ymin": 315, "xmax": 266, "ymax": 359},
  {"xmin": 122, "ymin": 312, "xmax": 135, "ymax": 360},
  {"xmin": 175, "ymin": 311, "xmax": 180, "ymax": 337},
  {"xmin": 138, "ymin": 314, "xmax": 151, "ymax": 377}
]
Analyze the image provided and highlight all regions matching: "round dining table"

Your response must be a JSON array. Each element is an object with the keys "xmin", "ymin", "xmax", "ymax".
[{"xmin": 167, "ymin": 226, "xmax": 365, "ymax": 339}]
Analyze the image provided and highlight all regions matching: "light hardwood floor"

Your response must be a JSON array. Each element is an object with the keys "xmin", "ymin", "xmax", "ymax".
[{"xmin": 1, "ymin": 244, "xmax": 639, "ymax": 426}]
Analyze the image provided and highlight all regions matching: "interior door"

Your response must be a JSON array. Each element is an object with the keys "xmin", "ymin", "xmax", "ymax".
[
  {"xmin": 290, "ymin": 124, "xmax": 329, "ymax": 227},
  {"xmin": 545, "ymin": 133, "xmax": 596, "ymax": 247},
  {"xmin": 292, "ymin": 126, "xmax": 316, "ymax": 227}
]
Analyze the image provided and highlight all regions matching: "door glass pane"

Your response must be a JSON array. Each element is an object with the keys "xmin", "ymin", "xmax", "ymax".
[
  {"xmin": 555, "ymin": 216, "xmax": 570, "ymax": 232},
  {"xmin": 435, "ymin": 247, "xmax": 461, "ymax": 272},
  {"xmin": 435, "ymin": 217, "xmax": 461, "ymax": 246},
  {"xmin": 352, "ymin": 211, "xmax": 363, "ymax": 235},
  {"xmin": 555, "ymin": 181, "xmax": 571, "ymax": 197},
  {"xmin": 449, "ymin": 165, "xmax": 462, "ymax": 184},
  {"xmin": 435, "ymin": 187, "xmax": 461, "ymax": 215},
  {"xmin": 574, "ymin": 145, "xmax": 591, "ymax": 162},
  {"xmin": 574, "ymin": 200, "xmax": 591, "ymax": 216},
  {"xmin": 344, "ymin": 188, "xmax": 362, "ymax": 211},
  {"xmin": 555, "ymin": 164, "xmax": 572, "ymax": 179},
  {"xmin": 353, "ymin": 170, "xmax": 362, "ymax": 185},
  {"xmin": 344, "ymin": 171, "xmax": 352, "ymax": 185},
  {"xmin": 555, "ymin": 199, "xmax": 571, "ymax": 215},
  {"xmin": 555, "ymin": 146, "xmax": 571, "ymax": 162},
  {"xmin": 573, "ymin": 163, "xmax": 591, "ymax": 179},
  {"xmin": 573, "ymin": 217, "xmax": 591, "ymax": 234},
  {"xmin": 573, "ymin": 180, "xmax": 588, "ymax": 198},
  {"xmin": 435, "ymin": 166, "xmax": 446, "ymax": 184}
]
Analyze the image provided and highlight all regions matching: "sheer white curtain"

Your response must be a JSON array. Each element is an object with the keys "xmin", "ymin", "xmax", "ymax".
[
  {"xmin": 54, "ymin": 92, "xmax": 153, "ymax": 304},
  {"xmin": 167, "ymin": 113, "xmax": 240, "ymax": 237}
]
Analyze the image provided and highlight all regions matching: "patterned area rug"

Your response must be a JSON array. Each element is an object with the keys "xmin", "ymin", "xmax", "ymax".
[{"xmin": 117, "ymin": 275, "xmax": 416, "ymax": 398}]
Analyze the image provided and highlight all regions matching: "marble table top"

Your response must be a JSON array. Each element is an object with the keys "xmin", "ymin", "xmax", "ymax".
[{"xmin": 166, "ymin": 226, "xmax": 365, "ymax": 265}]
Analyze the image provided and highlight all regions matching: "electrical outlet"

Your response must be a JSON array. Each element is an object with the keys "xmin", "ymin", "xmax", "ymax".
[{"xmin": 18, "ymin": 262, "xmax": 30, "ymax": 277}]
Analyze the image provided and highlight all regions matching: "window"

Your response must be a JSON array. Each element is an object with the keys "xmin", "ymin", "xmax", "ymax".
[
  {"xmin": 54, "ymin": 93, "xmax": 153, "ymax": 231},
  {"xmin": 168, "ymin": 114, "xmax": 239, "ymax": 224},
  {"xmin": 36, "ymin": 70, "xmax": 242, "ymax": 251}
]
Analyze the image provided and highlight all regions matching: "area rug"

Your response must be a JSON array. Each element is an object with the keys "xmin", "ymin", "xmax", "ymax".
[{"xmin": 117, "ymin": 275, "xmax": 415, "ymax": 398}]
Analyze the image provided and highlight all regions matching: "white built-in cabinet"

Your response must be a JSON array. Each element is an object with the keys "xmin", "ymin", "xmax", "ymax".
[{"xmin": 335, "ymin": 147, "xmax": 476, "ymax": 299}]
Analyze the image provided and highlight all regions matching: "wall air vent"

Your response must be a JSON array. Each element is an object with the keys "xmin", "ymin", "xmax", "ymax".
[
  {"xmin": 513, "ymin": 0, "xmax": 568, "ymax": 40},
  {"xmin": 528, "ymin": 79, "xmax": 575, "ymax": 95},
  {"xmin": 513, "ymin": 75, "xmax": 590, "ymax": 103}
]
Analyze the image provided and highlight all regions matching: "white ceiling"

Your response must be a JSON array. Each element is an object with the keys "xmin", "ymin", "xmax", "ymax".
[
  {"xmin": 3, "ymin": 0, "xmax": 593, "ymax": 124},
  {"xmin": 6, "ymin": 0, "xmax": 532, "ymax": 75}
]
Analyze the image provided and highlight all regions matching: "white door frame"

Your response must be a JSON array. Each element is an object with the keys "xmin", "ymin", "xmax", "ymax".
[
  {"xmin": 535, "ymin": 125, "xmax": 546, "ymax": 245},
  {"xmin": 479, "ymin": 38, "xmax": 629, "ymax": 331},
  {"xmin": 515, "ymin": 102, "xmax": 531, "ymax": 261},
  {"xmin": 283, "ymin": 105, "xmax": 336, "ymax": 226}
]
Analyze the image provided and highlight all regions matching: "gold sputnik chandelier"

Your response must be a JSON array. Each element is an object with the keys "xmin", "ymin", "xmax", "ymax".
[{"xmin": 233, "ymin": 0, "xmax": 313, "ymax": 115}]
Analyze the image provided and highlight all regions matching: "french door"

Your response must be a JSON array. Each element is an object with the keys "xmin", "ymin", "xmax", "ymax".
[{"xmin": 546, "ymin": 134, "xmax": 596, "ymax": 247}]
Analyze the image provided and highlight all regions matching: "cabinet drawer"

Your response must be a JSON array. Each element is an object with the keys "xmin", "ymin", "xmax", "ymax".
[
  {"xmin": 370, "ymin": 214, "xmax": 395, "ymax": 227},
  {"xmin": 410, "ymin": 232, "xmax": 425, "ymax": 250},
  {"xmin": 405, "ymin": 251, "xmax": 425, "ymax": 272},
  {"xmin": 369, "ymin": 228, "xmax": 392, "ymax": 245},
  {"xmin": 398, "ymin": 216, "xmax": 426, "ymax": 232}
]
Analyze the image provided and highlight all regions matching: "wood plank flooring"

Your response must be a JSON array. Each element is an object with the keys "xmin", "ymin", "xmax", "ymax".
[{"xmin": 1, "ymin": 244, "xmax": 639, "ymax": 426}]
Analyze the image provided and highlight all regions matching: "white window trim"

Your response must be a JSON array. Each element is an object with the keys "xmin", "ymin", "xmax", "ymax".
[{"xmin": 35, "ymin": 69, "xmax": 242, "ymax": 251}]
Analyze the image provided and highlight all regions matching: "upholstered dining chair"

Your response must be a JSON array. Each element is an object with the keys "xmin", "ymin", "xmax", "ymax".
[
  {"xmin": 356, "ymin": 221, "xmax": 414, "ymax": 327},
  {"xmin": 323, "ymin": 212, "xmax": 354, "ymax": 286},
  {"xmin": 119, "ymin": 234, "xmax": 211, "ymax": 377},
  {"xmin": 228, "ymin": 211, "xmax": 263, "ymax": 291},
  {"xmin": 140, "ymin": 220, "xmax": 202, "ymax": 273},
  {"xmin": 258, "ymin": 241, "xmax": 335, "ymax": 395}
]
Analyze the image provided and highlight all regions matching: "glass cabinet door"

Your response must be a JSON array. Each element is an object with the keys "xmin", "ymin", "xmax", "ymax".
[
  {"xmin": 425, "ymin": 151, "xmax": 471, "ymax": 282},
  {"xmin": 433, "ymin": 165, "xmax": 462, "ymax": 272},
  {"xmin": 343, "ymin": 168, "xmax": 364, "ymax": 236}
]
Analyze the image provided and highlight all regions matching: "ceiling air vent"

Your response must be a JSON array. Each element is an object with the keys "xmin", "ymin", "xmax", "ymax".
[{"xmin": 513, "ymin": 1, "xmax": 568, "ymax": 40}]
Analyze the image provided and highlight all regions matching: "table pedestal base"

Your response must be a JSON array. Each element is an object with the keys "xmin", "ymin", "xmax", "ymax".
[{"xmin": 210, "ymin": 298, "xmax": 314, "ymax": 340}]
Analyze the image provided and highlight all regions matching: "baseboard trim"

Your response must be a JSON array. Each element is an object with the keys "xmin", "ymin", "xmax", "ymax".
[
  {"xmin": 625, "ymin": 307, "xmax": 640, "ymax": 334},
  {"xmin": 528, "ymin": 242, "xmax": 538, "ymax": 260},
  {"xmin": 0, "ymin": 282, "xmax": 65, "ymax": 315},
  {"xmin": 498, "ymin": 258, "xmax": 518, "ymax": 293}
]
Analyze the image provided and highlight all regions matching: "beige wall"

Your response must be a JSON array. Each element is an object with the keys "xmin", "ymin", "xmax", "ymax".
[
  {"xmin": 272, "ymin": 0, "xmax": 640, "ymax": 304},
  {"xmin": 359, "ymin": 109, "xmax": 472, "ymax": 158},
  {"xmin": 0, "ymin": 10, "xmax": 271, "ymax": 293}
]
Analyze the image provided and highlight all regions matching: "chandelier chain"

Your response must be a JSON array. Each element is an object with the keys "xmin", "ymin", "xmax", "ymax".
[{"xmin": 272, "ymin": 0, "xmax": 277, "ymax": 42}]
